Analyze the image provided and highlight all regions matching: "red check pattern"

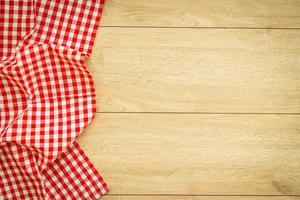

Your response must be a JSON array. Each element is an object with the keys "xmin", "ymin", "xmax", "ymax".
[
  {"xmin": 0, "ymin": 0, "xmax": 35, "ymax": 61},
  {"xmin": 0, "ymin": 0, "xmax": 108, "ymax": 199}
]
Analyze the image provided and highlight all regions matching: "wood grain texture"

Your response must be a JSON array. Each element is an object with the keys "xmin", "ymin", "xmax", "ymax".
[
  {"xmin": 87, "ymin": 28, "xmax": 300, "ymax": 113},
  {"xmin": 102, "ymin": 196, "xmax": 300, "ymax": 200},
  {"xmin": 77, "ymin": 113, "xmax": 300, "ymax": 195},
  {"xmin": 89, "ymin": 1, "xmax": 300, "ymax": 199},
  {"xmin": 100, "ymin": 0, "xmax": 300, "ymax": 28}
]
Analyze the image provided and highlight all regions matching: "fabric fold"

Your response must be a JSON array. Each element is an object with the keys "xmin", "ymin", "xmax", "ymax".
[{"xmin": 0, "ymin": 0, "xmax": 108, "ymax": 199}]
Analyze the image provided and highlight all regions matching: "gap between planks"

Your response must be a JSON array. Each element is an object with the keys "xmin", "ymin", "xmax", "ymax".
[
  {"xmin": 98, "ymin": 25, "xmax": 300, "ymax": 30},
  {"xmin": 105, "ymin": 194, "xmax": 300, "ymax": 196},
  {"xmin": 96, "ymin": 112, "xmax": 300, "ymax": 115},
  {"xmin": 101, "ymin": 195, "xmax": 300, "ymax": 200}
]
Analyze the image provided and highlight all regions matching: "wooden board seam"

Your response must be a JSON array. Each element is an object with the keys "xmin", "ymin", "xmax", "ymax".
[
  {"xmin": 98, "ymin": 26, "xmax": 300, "ymax": 30},
  {"xmin": 105, "ymin": 194, "xmax": 300, "ymax": 196},
  {"xmin": 96, "ymin": 112, "xmax": 300, "ymax": 115}
]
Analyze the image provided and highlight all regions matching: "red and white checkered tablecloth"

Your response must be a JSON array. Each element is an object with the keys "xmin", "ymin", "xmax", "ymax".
[{"xmin": 0, "ymin": 0, "xmax": 109, "ymax": 199}]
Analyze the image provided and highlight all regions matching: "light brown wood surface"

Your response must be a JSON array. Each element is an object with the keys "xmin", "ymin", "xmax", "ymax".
[
  {"xmin": 102, "ymin": 196, "xmax": 300, "ymax": 200},
  {"xmin": 101, "ymin": 0, "xmax": 300, "ymax": 28},
  {"xmin": 78, "ymin": 114, "xmax": 300, "ymax": 195},
  {"xmin": 88, "ymin": 28, "xmax": 300, "ymax": 113},
  {"xmin": 79, "ymin": 0, "xmax": 300, "ymax": 199}
]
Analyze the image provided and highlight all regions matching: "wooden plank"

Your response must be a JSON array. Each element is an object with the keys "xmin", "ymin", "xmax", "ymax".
[
  {"xmin": 77, "ymin": 113, "xmax": 300, "ymax": 195},
  {"xmin": 100, "ymin": 0, "xmax": 300, "ymax": 28},
  {"xmin": 102, "ymin": 196, "xmax": 300, "ymax": 200},
  {"xmin": 88, "ymin": 28, "xmax": 300, "ymax": 113}
]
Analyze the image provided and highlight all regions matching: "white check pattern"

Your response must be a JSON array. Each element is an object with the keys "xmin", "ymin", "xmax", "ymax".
[
  {"xmin": 0, "ymin": 0, "xmax": 108, "ymax": 199},
  {"xmin": 0, "ymin": 0, "xmax": 35, "ymax": 61}
]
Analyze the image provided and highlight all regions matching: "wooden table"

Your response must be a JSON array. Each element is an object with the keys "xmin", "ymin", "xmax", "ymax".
[{"xmin": 78, "ymin": 0, "xmax": 300, "ymax": 199}]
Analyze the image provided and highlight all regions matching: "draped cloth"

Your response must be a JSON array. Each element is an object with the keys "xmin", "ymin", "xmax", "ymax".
[{"xmin": 0, "ymin": 0, "xmax": 109, "ymax": 199}]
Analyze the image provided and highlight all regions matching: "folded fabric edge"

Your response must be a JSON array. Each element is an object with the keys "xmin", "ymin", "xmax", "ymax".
[
  {"xmin": 1, "ymin": 0, "xmax": 109, "ymax": 198},
  {"xmin": 1, "ymin": 140, "xmax": 109, "ymax": 199},
  {"xmin": 41, "ymin": 141, "xmax": 109, "ymax": 199}
]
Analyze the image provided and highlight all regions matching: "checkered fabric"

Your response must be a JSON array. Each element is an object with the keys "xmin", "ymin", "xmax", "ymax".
[
  {"xmin": 0, "ymin": 0, "xmax": 108, "ymax": 199},
  {"xmin": 0, "ymin": 0, "xmax": 35, "ymax": 61}
]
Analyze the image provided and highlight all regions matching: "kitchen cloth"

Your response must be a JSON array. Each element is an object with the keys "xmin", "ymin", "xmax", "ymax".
[{"xmin": 0, "ymin": 0, "xmax": 108, "ymax": 199}]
